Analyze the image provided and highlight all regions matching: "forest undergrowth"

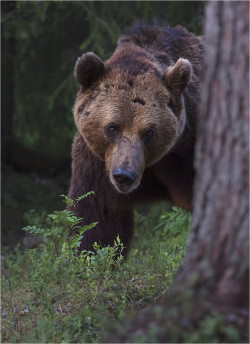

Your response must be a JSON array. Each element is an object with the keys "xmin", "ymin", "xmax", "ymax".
[{"xmin": 1, "ymin": 192, "xmax": 191, "ymax": 343}]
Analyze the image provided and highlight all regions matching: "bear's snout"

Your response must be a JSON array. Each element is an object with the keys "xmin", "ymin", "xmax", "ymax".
[
  {"xmin": 107, "ymin": 138, "xmax": 145, "ymax": 194},
  {"xmin": 113, "ymin": 168, "xmax": 136, "ymax": 186}
]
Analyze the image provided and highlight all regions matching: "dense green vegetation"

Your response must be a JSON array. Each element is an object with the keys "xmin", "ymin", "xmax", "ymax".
[
  {"xmin": 2, "ymin": 193, "xmax": 191, "ymax": 343},
  {"xmin": 3, "ymin": 196, "xmax": 242, "ymax": 343}
]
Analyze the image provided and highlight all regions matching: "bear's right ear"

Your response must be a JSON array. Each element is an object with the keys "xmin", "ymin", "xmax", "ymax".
[
  {"xmin": 74, "ymin": 52, "xmax": 105, "ymax": 90},
  {"xmin": 163, "ymin": 58, "xmax": 193, "ymax": 95}
]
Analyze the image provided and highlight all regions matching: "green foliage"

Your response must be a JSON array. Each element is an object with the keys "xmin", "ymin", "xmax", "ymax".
[
  {"xmin": 184, "ymin": 311, "xmax": 241, "ymax": 343},
  {"xmin": 105, "ymin": 291, "xmax": 245, "ymax": 343},
  {"xmin": 23, "ymin": 192, "xmax": 98, "ymax": 254},
  {"xmin": 60, "ymin": 191, "xmax": 95, "ymax": 207},
  {"xmin": 6, "ymin": 199, "xmax": 244, "ymax": 343},
  {"xmin": 131, "ymin": 306, "xmax": 243, "ymax": 344},
  {"xmin": 2, "ymin": 194, "xmax": 191, "ymax": 343},
  {"xmin": 154, "ymin": 206, "xmax": 192, "ymax": 249}
]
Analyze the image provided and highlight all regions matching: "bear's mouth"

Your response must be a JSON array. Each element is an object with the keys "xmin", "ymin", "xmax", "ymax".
[
  {"xmin": 110, "ymin": 167, "xmax": 140, "ymax": 194},
  {"xmin": 115, "ymin": 183, "xmax": 135, "ymax": 194}
]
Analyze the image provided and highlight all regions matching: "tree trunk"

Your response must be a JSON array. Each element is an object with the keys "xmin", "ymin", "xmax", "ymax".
[{"xmin": 178, "ymin": 0, "xmax": 249, "ymax": 309}]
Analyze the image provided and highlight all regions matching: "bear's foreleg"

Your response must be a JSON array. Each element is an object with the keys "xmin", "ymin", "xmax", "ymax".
[
  {"xmin": 68, "ymin": 132, "xmax": 134, "ymax": 255},
  {"xmin": 75, "ymin": 205, "xmax": 134, "ymax": 255}
]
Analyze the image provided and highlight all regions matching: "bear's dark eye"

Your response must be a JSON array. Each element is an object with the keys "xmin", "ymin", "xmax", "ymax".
[
  {"xmin": 105, "ymin": 124, "xmax": 120, "ymax": 137},
  {"xmin": 108, "ymin": 126, "xmax": 117, "ymax": 134},
  {"xmin": 143, "ymin": 128, "xmax": 155, "ymax": 144},
  {"xmin": 145, "ymin": 129, "xmax": 154, "ymax": 137}
]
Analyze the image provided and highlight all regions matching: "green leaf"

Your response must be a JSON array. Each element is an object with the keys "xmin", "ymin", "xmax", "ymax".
[{"xmin": 75, "ymin": 191, "xmax": 95, "ymax": 204}]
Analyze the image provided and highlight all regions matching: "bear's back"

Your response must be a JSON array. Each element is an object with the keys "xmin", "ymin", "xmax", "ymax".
[{"xmin": 117, "ymin": 23, "xmax": 203, "ymax": 76}]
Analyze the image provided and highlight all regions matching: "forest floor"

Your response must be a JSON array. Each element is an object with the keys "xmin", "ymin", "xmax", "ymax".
[
  {"xmin": 1, "ymin": 169, "xmax": 191, "ymax": 343},
  {"xmin": 2, "ymin": 169, "xmax": 247, "ymax": 343}
]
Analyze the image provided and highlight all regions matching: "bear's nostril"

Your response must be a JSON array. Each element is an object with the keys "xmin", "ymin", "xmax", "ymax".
[{"xmin": 113, "ymin": 168, "xmax": 136, "ymax": 186}]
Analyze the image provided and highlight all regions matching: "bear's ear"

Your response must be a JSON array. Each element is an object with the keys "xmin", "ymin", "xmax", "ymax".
[
  {"xmin": 74, "ymin": 52, "xmax": 105, "ymax": 90},
  {"xmin": 164, "ymin": 58, "xmax": 193, "ymax": 94}
]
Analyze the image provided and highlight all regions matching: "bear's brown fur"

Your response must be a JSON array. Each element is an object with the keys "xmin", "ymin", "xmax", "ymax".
[{"xmin": 68, "ymin": 23, "xmax": 204, "ymax": 254}]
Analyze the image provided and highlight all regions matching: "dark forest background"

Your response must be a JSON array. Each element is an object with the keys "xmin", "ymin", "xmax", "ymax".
[{"xmin": 2, "ymin": 1, "xmax": 205, "ymax": 247}]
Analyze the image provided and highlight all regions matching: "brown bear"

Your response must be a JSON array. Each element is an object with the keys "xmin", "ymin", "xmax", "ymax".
[{"xmin": 68, "ymin": 23, "xmax": 204, "ymax": 254}]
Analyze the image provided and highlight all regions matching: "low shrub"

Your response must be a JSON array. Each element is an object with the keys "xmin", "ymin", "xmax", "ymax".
[{"xmin": 1, "ymin": 193, "xmax": 191, "ymax": 343}]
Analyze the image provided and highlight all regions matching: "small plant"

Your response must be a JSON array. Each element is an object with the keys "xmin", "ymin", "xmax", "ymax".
[
  {"xmin": 154, "ymin": 206, "xmax": 191, "ymax": 249},
  {"xmin": 23, "ymin": 191, "xmax": 98, "ymax": 252}
]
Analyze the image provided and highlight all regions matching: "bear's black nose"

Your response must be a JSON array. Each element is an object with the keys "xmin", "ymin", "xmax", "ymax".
[{"xmin": 113, "ymin": 168, "xmax": 136, "ymax": 186}]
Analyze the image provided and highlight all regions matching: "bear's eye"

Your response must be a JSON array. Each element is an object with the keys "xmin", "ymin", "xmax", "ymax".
[
  {"xmin": 145, "ymin": 129, "xmax": 154, "ymax": 137},
  {"xmin": 143, "ymin": 128, "xmax": 155, "ymax": 144},
  {"xmin": 108, "ymin": 126, "xmax": 117, "ymax": 133},
  {"xmin": 105, "ymin": 124, "xmax": 120, "ymax": 137},
  {"xmin": 108, "ymin": 126, "xmax": 119, "ymax": 134}
]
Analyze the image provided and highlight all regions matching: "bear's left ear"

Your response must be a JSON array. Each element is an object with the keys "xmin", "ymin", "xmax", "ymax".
[
  {"xmin": 163, "ymin": 58, "xmax": 193, "ymax": 93},
  {"xmin": 74, "ymin": 52, "xmax": 105, "ymax": 90}
]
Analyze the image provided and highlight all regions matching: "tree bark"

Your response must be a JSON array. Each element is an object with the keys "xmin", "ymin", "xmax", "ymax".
[{"xmin": 178, "ymin": 0, "xmax": 249, "ymax": 308}]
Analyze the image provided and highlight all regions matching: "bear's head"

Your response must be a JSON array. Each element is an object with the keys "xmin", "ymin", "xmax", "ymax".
[{"xmin": 73, "ymin": 52, "xmax": 192, "ymax": 194}]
